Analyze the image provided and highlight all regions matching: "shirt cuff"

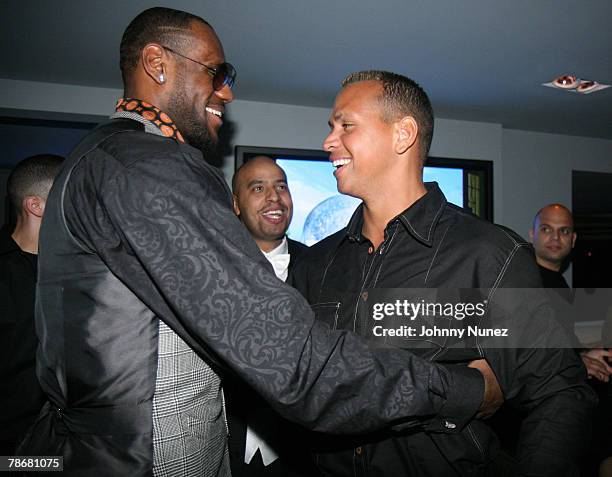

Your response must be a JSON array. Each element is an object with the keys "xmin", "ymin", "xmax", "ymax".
[{"xmin": 423, "ymin": 365, "xmax": 484, "ymax": 433}]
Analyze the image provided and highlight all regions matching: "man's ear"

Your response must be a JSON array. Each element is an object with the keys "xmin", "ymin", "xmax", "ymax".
[
  {"xmin": 395, "ymin": 116, "xmax": 418, "ymax": 155},
  {"xmin": 23, "ymin": 196, "xmax": 45, "ymax": 218},
  {"xmin": 142, "ymin": 43, "xmax": 166, "ymax": 85},
  {"xmin": 571, "ymin": 232, "xmax": 577, "ymax": 249},
  {"xmin": 528, "ymin": 228, "xmax": 535, "ymax": 242},
  {"xmin": 232, "ymin": 194, "xmax": 241, "ymax": 217}
]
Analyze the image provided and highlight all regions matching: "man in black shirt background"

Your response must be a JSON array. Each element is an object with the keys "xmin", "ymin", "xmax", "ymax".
[
  {"xmin": 529, "ymin": 203, "xmax": 576, "ymax": 290},
  {"xmin": 529, "ymin": 203, "xmax": 612, "ymax": 381},
  {"xmin": 0, "ymin": 154, "xmax": 63, "ymax": 456},
  {"xmin": 530, "ymin": 203, "xmax": 612, "ymax": 476}
]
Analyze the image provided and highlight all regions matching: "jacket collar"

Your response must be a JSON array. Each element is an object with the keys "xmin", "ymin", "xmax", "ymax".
[{"xmin": 345, "ymin": 182, "xmax": 447, "ymax": 247}]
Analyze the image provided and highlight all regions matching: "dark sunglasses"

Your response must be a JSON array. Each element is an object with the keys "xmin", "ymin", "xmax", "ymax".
[{"xmin": 161, "ymin": 45, "xmax": 236, "ymax": 91}]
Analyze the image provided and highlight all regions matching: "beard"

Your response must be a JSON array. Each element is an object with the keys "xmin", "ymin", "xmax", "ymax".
[
  {"xmin": 166, "ymin": 74, "xmax": 218, "ymax": 159},
  {"xmin": 178, "ymin": 104, "xmax": 217, "ymax": 156}
]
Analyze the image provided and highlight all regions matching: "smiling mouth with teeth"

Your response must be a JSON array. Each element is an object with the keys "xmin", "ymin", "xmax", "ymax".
[
  {"xmin": 205, "ymin": 107, "xmax": 223, "ymax": 118},
  {"xmin": 262, "ymin": 210, "xmax": 284, "ymax": 218},
  {"xmin": 332, "ymin": 158, "xmax": 351, "ymax": 168}
]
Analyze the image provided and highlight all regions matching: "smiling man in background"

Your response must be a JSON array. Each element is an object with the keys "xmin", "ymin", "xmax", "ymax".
[{"xmin": 232, "ymin": 155, "xmax": 308, "ymax": 279}]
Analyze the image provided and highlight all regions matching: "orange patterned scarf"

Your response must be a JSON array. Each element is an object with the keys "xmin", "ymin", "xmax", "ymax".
[{"xmin": 115, "ymin": 98, "xmax": 185, "ymax": 143}]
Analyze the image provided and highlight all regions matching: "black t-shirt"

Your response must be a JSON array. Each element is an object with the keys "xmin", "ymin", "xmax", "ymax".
[
  {"xmin": 538, "ymin": 264, "xmax": 581, "ymax": 350},
  {"xmin": 0, "ymin": 226, "xmax": 45, "ymax": 451},
  {"xmin": 538, "ymin": 264, "xmax": 570, "ymax": 289}
]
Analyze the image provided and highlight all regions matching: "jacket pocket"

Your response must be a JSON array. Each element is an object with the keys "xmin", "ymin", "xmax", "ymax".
[
  {"xmin": 311, "ymin": 302, "xmax": 341, "ymax": 330},
  {"xmin": 428, "ymin": 420, "xmax": 498, "ymax": 474}
]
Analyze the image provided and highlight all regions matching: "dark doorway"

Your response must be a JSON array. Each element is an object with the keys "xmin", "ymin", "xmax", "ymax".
[{"xmin": 572, "ymin": 170, "xmax": 612, "ymax": 287}]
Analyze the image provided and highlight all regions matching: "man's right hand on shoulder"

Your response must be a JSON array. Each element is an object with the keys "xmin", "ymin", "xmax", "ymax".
[{"xmin": 580, "ymin": 348, "xmax": 612, "ymax": 382}]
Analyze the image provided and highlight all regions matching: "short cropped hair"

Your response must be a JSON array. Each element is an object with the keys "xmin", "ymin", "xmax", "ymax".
[
  {"xmin": 342, "ymin": 70, "xmax": 434, "ymax": 159},
  {"xmin": 119, "ymin": 7, "xmax": 211, "ymax": 82},
  {"xmin": 7, "ymin": 154, "xmax": 64, "ymax": 214}
]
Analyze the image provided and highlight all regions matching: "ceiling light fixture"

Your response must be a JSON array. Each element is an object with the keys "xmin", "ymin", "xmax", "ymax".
[
  {"xmin": 543, "ymin": 74, "xmax": 610, "ymax": 95},
  {"xmin": 553, "ymin": 75, "xmax": 579, "ymax": 89}
]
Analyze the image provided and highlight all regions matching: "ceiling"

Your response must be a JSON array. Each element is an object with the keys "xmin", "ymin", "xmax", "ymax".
[{"xmin": 1, "ymin": 0, "xmax": 611, "ymax": 139}]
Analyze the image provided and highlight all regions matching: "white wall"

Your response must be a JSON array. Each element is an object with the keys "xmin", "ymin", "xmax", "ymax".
[
  {"xmin": 0, "ymin": 79, "xmax": 118, "ymax": 119},
  {"xmin": 218, "ymin": 99, "xmax": 330, "ymax": 181},
  {"xmin": 502, "ymin": 129, "xmax": 612, "ymax": 239}
]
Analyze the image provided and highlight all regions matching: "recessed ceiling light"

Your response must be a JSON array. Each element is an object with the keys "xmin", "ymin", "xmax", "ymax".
[
  {"xmin": 553, "ymin": 75, "xmax": 579, "ymax": 89},
  {"xmin": 543, "ymin": 74, "xmax": 610, "ymax": 95},
  {"xmin": 576, "ymin": 81, "xmax": 599, "ymax": 93}
]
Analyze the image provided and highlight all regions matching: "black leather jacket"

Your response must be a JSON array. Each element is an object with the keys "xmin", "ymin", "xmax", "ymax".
[{"xmin": 292, "ymin": 183, "xmax": 596, "ymax": 476}]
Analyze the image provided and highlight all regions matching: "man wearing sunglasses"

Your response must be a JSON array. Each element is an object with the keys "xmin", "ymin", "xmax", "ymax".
[{"xmin": 20, "ymin": 7, "xmax": 503, "ymax": 476}]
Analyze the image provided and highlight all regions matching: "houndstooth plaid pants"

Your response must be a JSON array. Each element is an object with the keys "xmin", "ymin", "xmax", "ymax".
[{"xmin": 152, "ymin": 320, "xmax": 230, "ymax": 477}]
